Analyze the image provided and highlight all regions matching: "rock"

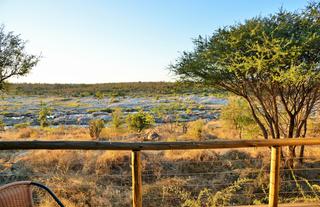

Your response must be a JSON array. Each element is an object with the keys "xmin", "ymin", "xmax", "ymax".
[
  {"xmin": 146, "ymin": 131, "xmax": 160, "ymax": 141},
  {"xmin": 92, "ymin": 111, "xmax": 109, "ymax": 117},
  {"xmin": 0, "ymin": 95, "xmax": 226, "ymax": 127},
  {"xmin": 77, "ymin": 116, "xmax": 91, "ymax": 125}
]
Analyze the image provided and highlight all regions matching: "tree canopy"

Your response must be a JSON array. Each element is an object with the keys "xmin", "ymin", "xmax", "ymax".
[
  {"xmin": 170, "ymin": 2, "xmax": 320, "ymax": 143},
  {"xmin": 0, "ymin": 25, "xmax": 39, "ymax": 91}
]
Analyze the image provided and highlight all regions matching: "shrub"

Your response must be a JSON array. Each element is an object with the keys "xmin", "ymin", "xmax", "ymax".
[
  {"xmin": 38, "ymin": 102, "xmax": 52, "ymax": 128},
  {"xmin": 65, "ymin": 102, "xmax": 80, "ymax": 108},
  {"xmin": 0, "ymin": 119, "xmax": 5, "ymax": 131},
  {"xmin": 111, "ymin": 108, "xmax": 123, "ymax": 128},
  {"xmin": 95, "ymin": 91, "xmax": 104, "ymax": 99},
  {"xmin": 221, "ymin": 97, "xmax": 258, "ymax": 139},
  {"xmin": 86, "ymin": 109, "xmax": 99, "ymax": 113},
  {"xmin": 100, "ymin": 108, "xmax": 113, "ymax": 113},
  {"xmin": 126, "ymin": 110, "xmax": 154, "ymax": 132},
  {"xmin": 87, "ymin": 108, "xmax": 113, "ymax": 114},
  {"xmin": 187, "ymin": 119, "xmax": 205, "ymax": 139},
  {"xmin": 89, "ymin": 119, "xmax": 104, "ymax": 139},
  {"xmin": 186, "ymin": 108, "xmax": 192, "ymax": 115}
]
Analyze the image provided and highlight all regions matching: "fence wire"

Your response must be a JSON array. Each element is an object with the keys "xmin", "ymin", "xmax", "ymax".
[{"xmin": 1, "ymin": 147, "xmax": 320, "ymax": 206}]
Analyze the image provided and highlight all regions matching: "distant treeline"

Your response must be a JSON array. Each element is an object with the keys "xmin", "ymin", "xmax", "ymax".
[{"xmin": 7, "ymin": 82, "xmax": 224, "ymax": 97}]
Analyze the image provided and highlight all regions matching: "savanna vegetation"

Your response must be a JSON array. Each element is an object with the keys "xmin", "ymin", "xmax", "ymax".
[
  {"xmin": 7, "ymin": 82, "xmax": 224, "ymax": 97},
  {"xmin": 2, "ymin": 116, "xmax": 320, "ymax": 206},
  {"xmin": 1, "ymin": 2, "xmax": 320, "ymax": 207}
]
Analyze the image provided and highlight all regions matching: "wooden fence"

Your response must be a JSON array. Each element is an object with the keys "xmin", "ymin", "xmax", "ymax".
[{"xmin": 1, "ymin": 138, "xmax": 320, "ymax": 207}]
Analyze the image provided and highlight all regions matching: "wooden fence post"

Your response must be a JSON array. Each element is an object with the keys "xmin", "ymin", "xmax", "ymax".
[
  {"xmin": 132, "ymin": 150, "xmax": 142, "ymax": 207},
  {"xmin": 268, "ymin": 146, "xmax": 281, "ymax": 207}
]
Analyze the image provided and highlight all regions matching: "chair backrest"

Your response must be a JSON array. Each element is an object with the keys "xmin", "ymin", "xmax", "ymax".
[{"xmin": 0, "ymin": 181, "xmax": 33, "ymax": 207}]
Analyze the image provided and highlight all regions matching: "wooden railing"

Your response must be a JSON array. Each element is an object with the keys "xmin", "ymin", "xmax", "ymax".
[{"xmin": 1, "ymin": 138, "xmax": 320, "ymax": 207}]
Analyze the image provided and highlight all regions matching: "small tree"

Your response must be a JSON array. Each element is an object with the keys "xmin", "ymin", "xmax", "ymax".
[
  {"xmin": 89, "ymin": 119, "xmax": 104, "ymax": 139},
  {"xmin": 126, "ymin": 110, "xmax": 154, "ymax": 132},
  {"xmin": 0, "ymin": 25, "xmax": 39, "ymax": 91},
  {"xmin": 221, "ymin": 97, "xmax": 257, "ymax": 139},
  {"xmin": 111, "ymin": 108, "xmax": 123, "ymax": 128},
  {"xmin": 38, "ymin": 102, "xmax": 51, "ymax": 128}
]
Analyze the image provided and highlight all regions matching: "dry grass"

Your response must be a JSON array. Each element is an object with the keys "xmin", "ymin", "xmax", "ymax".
[
  {"xmin": 0, "ymin": 126, "xmax": 90, "ymax": 140},
  {"xmin": 38, "ymin": 198, "xmax": 77, "ymax": 207},
  {"xmin": 0, "ymin": 119, "xmax": 243, "ymax": 142},
  {"xmin": 0, "ymin": 123, "xmax": 320, "ymax": 206}
]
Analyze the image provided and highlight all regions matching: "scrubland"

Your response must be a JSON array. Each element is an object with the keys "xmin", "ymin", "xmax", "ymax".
[{"xmin": 1, "ymin": 120, "xmax": 320, "ymax": 207}]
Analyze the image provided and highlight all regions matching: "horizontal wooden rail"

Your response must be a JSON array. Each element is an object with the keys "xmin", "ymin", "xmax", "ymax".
[{"xmin": 1, "ymin": 138, "xmax": 320, "ymax": 150}]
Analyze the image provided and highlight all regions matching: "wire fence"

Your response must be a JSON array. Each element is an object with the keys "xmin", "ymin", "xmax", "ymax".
[
  {"xmin": 0, "ymin": 150, "xmax": 133, "ymax": 207},
  {"xmin": 1, "ymin": 143, "xmax": 320, "ymax": 206}
]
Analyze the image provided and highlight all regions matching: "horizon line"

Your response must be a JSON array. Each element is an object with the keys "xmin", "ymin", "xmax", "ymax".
[{"xmin": 10, "ymin": 81, "xmax": 178, "ymax": 85}]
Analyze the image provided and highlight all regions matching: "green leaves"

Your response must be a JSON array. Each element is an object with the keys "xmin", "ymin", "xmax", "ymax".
[
  {"xmin": 171, "ymin": 3, "xmax": 320, "ymax": 140},
  {"xmin": 111, "ymin": 108, "xmax": 123, "ymax": 129},
  {"xmin": 171, "ymin": 3, "xmax": 320, "ymax": 89},
  {"xmin": 126, "ymin": 109, "xmax": 154, "ymax": 132},
  {"xmin": 38, "ymin": 102, "xmax": 52, "ymax": 128},
  {"xmin": 221, "ymin": 97, "xmax": 258, "ymax": 139},
  {"xmin": 0, "ymin": 25, "xmax": 39, "ymax": 91}
]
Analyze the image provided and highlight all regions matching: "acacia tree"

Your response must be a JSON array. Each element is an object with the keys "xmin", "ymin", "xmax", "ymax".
[
  {"xmin": 0, "ymin": 25, "xmax": 39, "ymax": 90},
  {"xmin": 170, "ymin": 3, "xmax": 320, "ymax": 164}
]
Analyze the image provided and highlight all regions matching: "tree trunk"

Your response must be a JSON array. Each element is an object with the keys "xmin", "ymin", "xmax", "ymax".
[
  {"xmin": 299, "ymin": 145, "xmax": 305, "ymax": 165},
  {"xmin": 287, "ymin": 146, "xmax": 296, "ymax": 169},
  {"xmin": 299, "ymin": 120, "xmax": 307, "ymax": 165},
  {"xmin": 288, "ymin": 115, "xmax": 295, "ymax": 138},
  {"xmin": 246, "ymin": 98, "xmax": 268, "ymax": 139},
  {"xmin": 286, "ymin": 115, "xmax": 296, "ymax": 168}
]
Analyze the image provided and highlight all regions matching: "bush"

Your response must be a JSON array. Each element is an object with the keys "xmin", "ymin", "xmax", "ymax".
[
  {"xmin": 187, "ymin": 119, "xmax": 205, "ymax": 139},
  {"xmin": 87, "ymin": 108, "xmax": 113, "ymax": 114},
  {"xmin": 0, "ymin": 119, "xmax": 5, "ymax": 131},
  {"xmin": 38, "ymin": 102, "xmax": 52, "ymax": 128},
  {"xmin": 86, "ymin": 109, "xmax": 99, "ymax": 113},
  {"xmin": 221, "ymin": 97, "xmax": 258, "ymax": 139},
  {"xmin": 100, "ymin": 108, "xmax": 113, "ymax": 113},
  {"xmin": 126, "ymin": 110, "xmax": 154, "ymax": 132},
  {"xmin": 89, "ymin": 119, "xmax": 104, "ymax": 139},
  {"xmin": 95, "ymin": 91, "xmax": 104, "ymax": 99},
  {"xmin": 111, "ymin": 108, "xmax": 123, "ymax": 128}
]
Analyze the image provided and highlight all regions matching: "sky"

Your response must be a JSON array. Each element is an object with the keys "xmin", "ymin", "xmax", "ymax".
[{"xmin": 0, "ymin": 0, "xmax": 311, "ymax": 83}]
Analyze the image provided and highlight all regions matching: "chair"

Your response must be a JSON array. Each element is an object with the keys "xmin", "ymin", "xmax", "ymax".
[{"xmin": 0, "ymin": 181, "xmax": 65, "ymax": 207}]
